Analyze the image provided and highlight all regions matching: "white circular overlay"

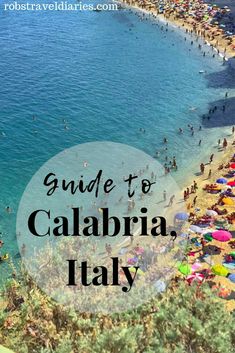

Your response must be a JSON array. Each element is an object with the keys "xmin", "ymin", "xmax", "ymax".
[{"xmin": 16, "ymin": 142, "xmax": 187, "ymax": 313}]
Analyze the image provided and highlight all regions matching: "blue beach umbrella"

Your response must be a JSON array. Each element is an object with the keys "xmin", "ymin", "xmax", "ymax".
[
  {"xmin": 154, "ymin": 279, "xmax": 166, "ymax": 293},
  {"xmin": 174, "ymin": 212, "xmax": 189, "ymax": 221},
  {"xmin": 216, "ymin": 178, "xmax": 227, "ymax": 184},
  {"xmin": 228, "ymin": 273, "xmax": 235, "ymax": 283},
  {"xmin": 223, "ymin": 262, "xmax": 235, "ymax": 270},
  {"xmin": 179, "ymin": 233, "xmax": 188, "ymax": 238}
]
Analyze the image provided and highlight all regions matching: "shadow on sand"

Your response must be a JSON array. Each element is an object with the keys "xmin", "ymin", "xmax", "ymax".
[{"xmin": 201, "ymin": 59, "xmax": 235, "ymax": 128}]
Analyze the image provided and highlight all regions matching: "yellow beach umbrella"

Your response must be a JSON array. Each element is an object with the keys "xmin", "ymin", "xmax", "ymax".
[
  {"xmin": 211, "ymin": 264, "xmax": 229, "ymax": 277},
  {"xmin": 129, "ymin": 267, "xmax": 145, "ymax": 276},
  {"xmin": 222, "ymin": 197, "xmax": 234, "ymax": 205}
]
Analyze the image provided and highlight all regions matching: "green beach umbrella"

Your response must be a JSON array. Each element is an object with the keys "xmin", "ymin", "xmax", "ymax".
[
  {"xmin": 204, "ymin": 233, "xmax": 213, "ymax": 242},
  {"xmin": 178, "ymin": 263, "xmax": 192, "ymax": 276}
]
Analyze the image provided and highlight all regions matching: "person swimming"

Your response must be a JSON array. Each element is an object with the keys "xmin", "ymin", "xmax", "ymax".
[{"xmin": 5, "ymin": 206, "xmax": 12, "ymax": 213}]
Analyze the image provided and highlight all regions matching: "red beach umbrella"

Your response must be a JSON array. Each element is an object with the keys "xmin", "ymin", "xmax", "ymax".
[
  {"xmin": 227, "ymin": 181, "xmax": 235, "ymax": 187},
  {"xmin": 230, "ymin": 163, "xmax": 235, "ymax": 169},
  {"xmin": 212, "ymin": 230, "xmax": 232, "ymax": 242}
]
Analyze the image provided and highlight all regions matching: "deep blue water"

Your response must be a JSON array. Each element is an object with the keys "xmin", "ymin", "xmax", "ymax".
[{"xmin": 0, "ymin": 1, "xmax": 234, "ymax": 279}]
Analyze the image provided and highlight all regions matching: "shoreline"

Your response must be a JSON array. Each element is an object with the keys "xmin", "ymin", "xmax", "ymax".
[
  {"xmin": 116, "ymin": 0, "xmax": 235, "ymax": 189},
  {"xmin": 118, "ymin": 0, "xmax": 235, "ymax": 59}
]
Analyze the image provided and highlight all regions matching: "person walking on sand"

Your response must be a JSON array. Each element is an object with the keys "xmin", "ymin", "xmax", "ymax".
[
  {"xmin": 193, "ymin": 196, "xmax": 197, "ymax": 206},
  {"xmin": 186, "ymin": 187, "xmax": 190, "ymax": 197},
  {"xmin": 200, "ymin": 163, "xmax": 205, "ymax": 174},
  {"xmin": 209, "ymin": 154, "xmax": 214, "ymax": 163},
  {"xmin": 223, "ymin": 138, "xmax": 228, "ymax": 149},
  {"xmin": 168, "ymin": 195, "xmax": 175, "ymax": 207},
  {"xmin": 208, "ymin": 169, "xmax": 212, "ymax": 179}
]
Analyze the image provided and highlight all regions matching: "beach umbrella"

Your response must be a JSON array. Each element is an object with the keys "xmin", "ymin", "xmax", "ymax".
[
  {"xmin": 186, "ymin": 272, "xmax": 204, "ymax": 284},
  {"xmin": 190, "ymin": 225, "xmax": 203, "ymax": 234},
  {"xmin": 175, "ymin": 212, "xmax": 189, "ymax": 221},
  {"xmin": 212, "ymin": 285, "xmax": 231, "ymax": 298},
  {"xmin": 119, "ymin": 248, "xmax": 128, "ymax": 255},
  {"xmin": 223, "ymin": 262, "xmax": 235, "ymax": 270},
  {"xmin": 179, "ymin": 233, "xmax": 189, "ymax": 238},
  {"xmin": 214, "ymin": 219, "xmax": 228, "ymax": 226},
  {"xmin": 154, "ymin": 279, "xmax": 166, "ymax": 293},
  {"xmin": 222, "ymin": 197, "xmax": 234, "ymax": 205},
  {"xmin": 127, "ymin": 257, "xmax": 138, "ymax": 265},
  {"xmin": 135, "ymin": 247, "xmax": 144, "ymax": 255},
  {"xmin": 206, "ymin": 209, "xmax": 218, "ymax": 217},
  {"xmin": 227, "ymin": 181, "xmax": 235, "ymax": 187},
  {"xmin": 129, "ymin": 267, "xmax": 145, "ymax": 276},
  {"xmin": 191, "ymin": 262, "xmax": 202, "ymax": 271},
  {"xmin": 204, "ymin": 232, "xmax": 213, "ymax": 241},
  {"xmin": 211, "ymin": 264, "xmax": 229, "ymax": 277},
  {"xmin": 212, "ymin": 230, "xmax": 232, "ymax": 242},
  {"xmin": 216, "ymin": 178, "xmax": 227, "ymax": 184},
  {"xmin": 178, "ymin": 263, "xmax": 191, "ymax": 276},
  {"xmin": 228, "ymin": 273, "xmax": 235, "ymax": 283},
  {"xmin": 230, "ymin": 163, "xmax": 235, "ymax": 169}
]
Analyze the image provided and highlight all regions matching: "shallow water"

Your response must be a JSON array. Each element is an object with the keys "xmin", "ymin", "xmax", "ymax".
[{"xmin": 0, "ymin": 2, "xmax": 234, "ymax": 280}]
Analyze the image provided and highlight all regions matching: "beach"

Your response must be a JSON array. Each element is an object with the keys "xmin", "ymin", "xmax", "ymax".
[
  {"xmin": 178, "ymin": 134, "xmax": 235, "ymax": 310},
  {"xmin": 0, "ymin": 3, "xmax": 235, "ymax": 351},
  {"xmin": 120, "ymin": 0, "xmax": 235, "ymax": 59}
]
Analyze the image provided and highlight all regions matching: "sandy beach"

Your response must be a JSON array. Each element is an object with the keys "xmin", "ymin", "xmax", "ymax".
[
  {"xmin": 120, "ymin": 0, "xmax": 235, "ymax": 59},
  {"xmin": 177, "ymin": 134, "xmax": 235, "ymax": 311}
]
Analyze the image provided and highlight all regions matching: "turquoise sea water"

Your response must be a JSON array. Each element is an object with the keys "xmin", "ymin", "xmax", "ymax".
[{"xmin": 0, "ymin": 2, "xmax": 234, "ymax": 279}]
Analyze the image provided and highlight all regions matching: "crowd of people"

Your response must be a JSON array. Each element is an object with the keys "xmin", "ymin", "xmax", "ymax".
[{"xmin": 122, "ymin": 0, "xmax": 235, "ymax": 57}]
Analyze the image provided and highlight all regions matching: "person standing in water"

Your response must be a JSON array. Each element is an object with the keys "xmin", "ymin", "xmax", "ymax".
[
  {"xmin": 223, "ymin": 138, "xmax": 228, "ymax": 149},
  {"xmin": 163, "ymin": 190, "xmax": 167, "ymax": 202}
]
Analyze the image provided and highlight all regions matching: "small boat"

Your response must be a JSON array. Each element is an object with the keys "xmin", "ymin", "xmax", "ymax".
[
  {"xmin": 199, "ymin": 70, "xmax": 205, "ymax": 74},
  {"xmin": 93, "ymin": 8, "xmax": 102, "ymax": 12}
]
